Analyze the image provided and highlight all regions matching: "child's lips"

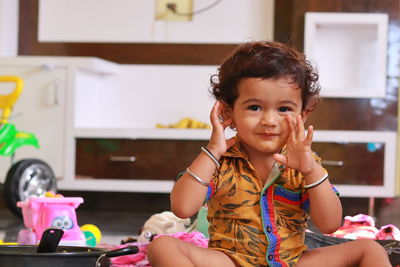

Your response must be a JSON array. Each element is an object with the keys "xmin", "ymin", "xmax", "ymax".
[{"xmin": 259, "ymin": 132, "xmax": 279, "ymax": 138}]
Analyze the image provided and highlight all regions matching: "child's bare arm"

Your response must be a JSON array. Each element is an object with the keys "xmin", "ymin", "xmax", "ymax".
[
  {"xmin": 273, "ymin": 115, "xmax": 342, "ymax": 233},
  {"xmin": 171, "ymin": 102, "xmax": 236, "ymax": 218},
  {"xmin": 170, "ymin": 150, "xmax": 218, "ymax": 218},
  {"xmin": 302, "ymin": 163, "xmax": 342, "ymax": 233}
]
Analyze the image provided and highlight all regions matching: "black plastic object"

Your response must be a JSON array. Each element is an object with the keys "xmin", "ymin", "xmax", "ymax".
[
  {"xmin": 0, "ymin": 245, "xmax": 139, "ymax": 267},
  {"xmin": 96, "ymin": 246, "xmax": 140, "ymax": 267},
  {"xmin": 36, "ymin": 228, "xmax": 64, "ymax": 253},
  {"xmin": 3, "ymin": 158, "xmax": 56, "ymax": 217}
]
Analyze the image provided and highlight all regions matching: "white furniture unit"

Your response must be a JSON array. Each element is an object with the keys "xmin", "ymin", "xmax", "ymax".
[
  {"xmin": 38, "ymin": 0, "xmax": 274, "ymax": 44},
  {"xmin": 70, "ymin": 128, "xmax": 396, "ymax": 197},
  {"xmin": 0, "ymin": 56, "xmax": 118, "ymax": 185},
  {"xmin": 304, "ymin": 12, "xmax": 388, "ymax": 98},
  {"xmin": 0, "ymin": 56, "xmax": 396, "ymax": 198}
]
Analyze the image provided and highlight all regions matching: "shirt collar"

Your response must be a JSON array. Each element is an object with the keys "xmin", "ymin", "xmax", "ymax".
[
  {"xmin": 222, "ymin": 140, "xmax": 287, "ymax": 169},
  {"xmin": 223, "ymin": 141, "xmax": 248, "ymax": 159},
  {"xmin": 223, "ymin": 138, "xmax": 286, "ymax": 156}
]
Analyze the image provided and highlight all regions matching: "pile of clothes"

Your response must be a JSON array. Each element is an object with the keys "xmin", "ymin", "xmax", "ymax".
[
  {"xmin": 325, "ymin": 214, "xmax": 400, "ymax": 240},
  {"xmin": 110, "ymin": 232, "xmax": 208, "ymax": 267},
  {"xmin": 108, "ymin": 213, "xmax": 400, "ymax": 266}
]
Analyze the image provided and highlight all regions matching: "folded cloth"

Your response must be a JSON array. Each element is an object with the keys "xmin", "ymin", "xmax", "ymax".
[
  {"xmin": 110, "ymin": 231, "xmax": 209, "ymax": 266},
  {"xmin": 154, "ymin": 231, "xmax": 208, "ymax": 248},
  {"xmin": 111, "ymin": 242, "xmax": 150, "ymax": 267}
]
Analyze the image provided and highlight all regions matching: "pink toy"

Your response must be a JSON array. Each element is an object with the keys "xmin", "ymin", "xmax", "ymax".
[{"xmin": 16, "ymin": 196, "xmax": 86, "ymax": 246}]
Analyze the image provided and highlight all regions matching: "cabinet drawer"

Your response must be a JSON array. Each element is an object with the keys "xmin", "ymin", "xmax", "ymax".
[
  {"xmin": 314, "ymin": 142, "xmax": 384, "ymax": 186},
  {"xmin": 75, "ymin": 139, "xmax": 386, "ymax": 186},
  {"xmin": 75, "ymin": 138, "xmax": 207, "ymax": 180}
]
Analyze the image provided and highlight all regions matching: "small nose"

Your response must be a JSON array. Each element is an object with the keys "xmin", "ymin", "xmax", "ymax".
[{"xmin": 261, "ymin": 111, "xmax": 278, "ymax": 126}]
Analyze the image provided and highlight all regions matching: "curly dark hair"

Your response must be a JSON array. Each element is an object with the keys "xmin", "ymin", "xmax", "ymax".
[{"xmin": 210, "ymin": 41, "xmax": 320, "ymax": 111}]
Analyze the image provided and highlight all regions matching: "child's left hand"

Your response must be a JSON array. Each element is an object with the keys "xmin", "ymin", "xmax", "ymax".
[{"xmin": 273, "ymin": 114, "xmax": 316, "ymax": 175}]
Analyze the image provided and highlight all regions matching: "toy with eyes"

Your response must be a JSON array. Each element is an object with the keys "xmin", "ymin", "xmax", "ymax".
[
  {"xmin": 137, "ymin": 211, "xmax": 192, "ymax": 243},
  {"xmin": 52, "ymin": 216, "xmax": 74, "ymax": 230},
  {"xmin": 16, "ymin": 195, "xmax": 87, "ymax": 246}
]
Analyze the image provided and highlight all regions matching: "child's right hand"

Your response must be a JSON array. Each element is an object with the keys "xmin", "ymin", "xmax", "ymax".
[{"xmin": 206, "ymin": 101, "xmax": 237, "ymax": 159}]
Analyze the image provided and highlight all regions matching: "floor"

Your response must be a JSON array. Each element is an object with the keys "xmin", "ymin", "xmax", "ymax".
[{"xmin": 1, "ymin": 190, "xmax": 400, "ymax": 246}]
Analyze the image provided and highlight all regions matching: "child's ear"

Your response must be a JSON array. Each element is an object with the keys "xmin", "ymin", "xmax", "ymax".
[
  {"xmin": 301, "ymin": 109, "xmax": 310, "ymax": 122},
  {"xmin": 220, "ymin": 102, "xmax": 233, "ymax": 122}
]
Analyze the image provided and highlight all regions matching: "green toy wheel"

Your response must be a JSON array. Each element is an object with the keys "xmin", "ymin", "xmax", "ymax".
[{"xmin": 3, "ymin": 159, "xmax": 57, "ymax": 217}]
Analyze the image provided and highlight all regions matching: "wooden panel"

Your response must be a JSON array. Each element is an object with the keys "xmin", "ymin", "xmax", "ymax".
[
  {"xmin": 75, "ymin": 139, "xmax": 207, "ymax": 180},
  {"xmin": 274, "ymin": 0, "xmax": 399, "ymax": 132},
  {"xmin": 275, "ymin": 0, "xmax": 400, "ymax": 50},
  {"xmin": 314, "ymin": 142, "xmax": 385, "ymax": 186}
]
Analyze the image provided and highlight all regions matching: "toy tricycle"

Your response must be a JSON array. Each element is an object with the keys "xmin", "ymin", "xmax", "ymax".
[
  {"xmin": 0, "ymin": 76, "xmax": 56, "ymax": 216},
  {"xmin": 17, "ymin": 195, "xmax": 87, "ymax": 246}
]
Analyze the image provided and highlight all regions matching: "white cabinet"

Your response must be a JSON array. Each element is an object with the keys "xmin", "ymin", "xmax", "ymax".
[
  {"xmin": 0, "ymin": 56, "xmax": 396, "ymax": 198},
  {"xmin": 0, "ymin": 56, "xmax": 118, "ymax": 185},
  {"xmin": 0, "ymin": 57, "xmax": 217, "ymax": 194},
  {"xmin": 0, "ymin": 65, "xmax": 66, "ymax": 181}
]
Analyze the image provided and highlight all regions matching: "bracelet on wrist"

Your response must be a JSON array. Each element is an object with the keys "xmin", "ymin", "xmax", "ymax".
[
  {"xmin": 201, "ymin": 146, "xmax": 220, "ymax": 168},
  {"xmin": 186, "ymin": 167, "xmax": 210, "ymax": 187},
  {"xmin": 304, "ymin": 173, "xmax": 329, "ymax": 189}
]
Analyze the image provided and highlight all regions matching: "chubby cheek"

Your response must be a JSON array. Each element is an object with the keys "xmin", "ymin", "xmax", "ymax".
[
  {"xmin": 279, "ymin": 116, "xmax": 291, "ymax": 138},
  {"xmin": 234, "ymin": 115, "xmax": 256, "ymax": 129}
]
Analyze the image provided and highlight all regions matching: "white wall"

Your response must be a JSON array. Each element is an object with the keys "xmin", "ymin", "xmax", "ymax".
[{"xmin": 0, "ymin": 0, "xmax": 18, "ymax": 56}]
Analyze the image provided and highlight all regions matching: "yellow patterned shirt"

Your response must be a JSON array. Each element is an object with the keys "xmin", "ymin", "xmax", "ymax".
[{"xmin": 206, "ymin": 142, "xmax": 336, "ymax": 267}]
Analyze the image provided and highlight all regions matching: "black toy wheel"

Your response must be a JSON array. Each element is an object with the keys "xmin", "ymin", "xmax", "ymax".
[{"xmin": 3, "ymin": 159, "xmax": 57, "ymax": 217}]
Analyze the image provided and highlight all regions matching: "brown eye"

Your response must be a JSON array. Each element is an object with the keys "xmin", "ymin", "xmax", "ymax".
[
  {"xmin": 248, "ymin": 105, "xmax": 261, "ymax": 111},
  {"xmin": 279, "ymin": 107, "xmax": 291, "ymax": 112}
]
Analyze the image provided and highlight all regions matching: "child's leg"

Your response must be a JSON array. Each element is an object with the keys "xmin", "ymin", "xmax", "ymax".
[
  {"xmin": 297, "ymin": 239, "xmax": 391, "ymax": 267},
  {"xmin": 147, "ymin": 235, "xmax": 237, "ymax": 267}
]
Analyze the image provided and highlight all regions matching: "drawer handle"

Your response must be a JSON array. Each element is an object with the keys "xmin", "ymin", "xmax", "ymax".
[
  {"xmin": 109, "ymin": 156, "xmax": 136, "ymax": 162},
  {"xmin": 321, "ymin": 160, "xmax": 344, "ymax": 167}
]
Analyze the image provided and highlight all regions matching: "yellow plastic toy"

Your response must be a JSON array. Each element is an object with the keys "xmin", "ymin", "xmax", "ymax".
[
  {"xmin": 0, "ymin": 240, "xmax": 18, "ymax": 245},
  {"xmin": 80, "ymin": 224, "xmax": 102, "ymax": 247},
  {"xmin": 0, "ymin": 76, "xmax": 23, "ymax": 124},
  {"xmin": 45, "ymin": 191, "xmax": 63, "ymax": 198},
  {"xmin": 156, "ymin": 117, "xmax": 211, "ymax": 129}
]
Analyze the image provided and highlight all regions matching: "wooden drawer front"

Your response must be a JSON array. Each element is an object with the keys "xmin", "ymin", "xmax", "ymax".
[
  {"xmin": 76, "ymin": 139, "xmax": 385, "ymax": 185},
  {"xmin": 313, "ymin": 142, "xmax": 384, "ymax": 186},
  {"xmin": 75, "ymin": 139, "xmax": 207, "ymax": 180}
]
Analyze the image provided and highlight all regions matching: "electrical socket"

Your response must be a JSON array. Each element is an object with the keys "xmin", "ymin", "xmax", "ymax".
[{"xmin": 155, "ymin": 0, "xmax": 193, "ymax": 21}]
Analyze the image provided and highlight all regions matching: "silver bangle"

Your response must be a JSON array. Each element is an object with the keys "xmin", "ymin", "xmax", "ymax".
[
  {"xmin": 201, "ymin": 146, "xmax": 220, "ymax": 168},
  {"xmin": 186, "ymin": 167, "xmax": 210, "ymax": 187},
  {"xmin": 304, "ymin": 173, "xmax": 329, "ymax": 189}
]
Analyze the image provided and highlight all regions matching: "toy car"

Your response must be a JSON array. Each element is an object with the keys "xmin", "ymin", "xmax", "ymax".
[
  {"xmin": 17, "ymin": 195, "xmax": 87, "ymax": 246},
  {"xmin": 0, "ymin": 76, "xmax": 56, "ymax": 216}
]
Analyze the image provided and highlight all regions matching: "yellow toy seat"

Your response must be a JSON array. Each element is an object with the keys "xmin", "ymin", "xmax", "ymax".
[{"xmin": 0, "ymin": 76, "xmax": 23, "ymax": 124}]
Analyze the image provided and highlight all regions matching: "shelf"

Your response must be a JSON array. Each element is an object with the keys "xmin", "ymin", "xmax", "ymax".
[
  {"xmin": 74, "ymin": 127, "xmax": 212, "ymax": 140},
  {"xmin": 0, "ymin": 56, "xmax": 119, "ymax": 75},
  {"xmin": 57, "ymin": 178, "xmax": 174, "ymax": 193},
  {"xmin": 75, "ymin": 128, "xmax": 396, "ymax": 142},
  {"xmin": 304, "ymin": 12, "xmax": 388, "ymax": 98}
]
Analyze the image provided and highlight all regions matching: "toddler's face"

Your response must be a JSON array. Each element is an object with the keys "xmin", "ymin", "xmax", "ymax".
[{"xmin": 227, "ymin": 77, "xmax": 306, "ymax": 156}]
